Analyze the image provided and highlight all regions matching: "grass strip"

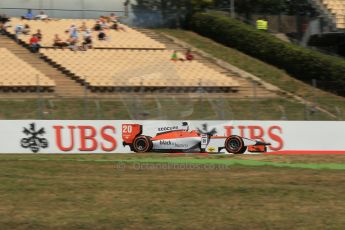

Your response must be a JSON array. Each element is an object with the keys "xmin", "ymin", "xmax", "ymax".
[
  {"xmin": 114, "ymin": 158, "xmax": 345, "ymax": 170},
  {"xmin": 2, "ymin": 157, "xmax": 344, "ymax": 170}
]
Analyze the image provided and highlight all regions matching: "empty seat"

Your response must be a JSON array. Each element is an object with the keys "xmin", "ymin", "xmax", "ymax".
[
  {"xmin": 0, "ymin": 48, "xmax": 55, "ymax": 88},
  {"xmin": 40, "ymin": 49, "xmax": 239, "ymax": 89}
]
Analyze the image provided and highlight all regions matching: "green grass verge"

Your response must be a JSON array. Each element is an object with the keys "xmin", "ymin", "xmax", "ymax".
[
  {"xmin": 4, "ymin": 157, "xmax": 345, "ymax": 170},
  {"xmin": 1, "ymin": 155, "xmax": 344, "ymax": 170}
]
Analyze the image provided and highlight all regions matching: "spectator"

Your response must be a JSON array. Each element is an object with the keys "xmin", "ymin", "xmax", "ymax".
[
  {"xmin": 67, "ymin": 36, "xmax": 78, "ymax": 51},
  {"xmin": 185, "ymin": 49, "xmax": 194, "ymax": 61},
  {"xmin": 0, "ymin": 14, "xmax": 11, "ymax": 33},
  {"xmin": 29, "ymin": 34, "xmax": 40, "ymax": 53},
  {"xmin": 0, "ymin": 14, "xmax": 10, "ymax": 23},
  {"xmin": 68, "ymin": 24, "xmax": 79, "ymax": 41},
  {"xmin": 171, "ymin": 50, "xmax": 177, "ymax": 61},
  {"xmin": 171, "ymin": 50, "xmax": 185, "ymax": 61},
  {"xmin": 111, "ymin": 21, "xmax": 126, "ymax": 32},
  {"xmin": 53, "ymin": 34, "xmax": 68, "ymax": 49},
  {"xmin": 35, "ymin": 11, "xmax": 49, "ymax": 20},
  {"xmin": 79, "ymin": 22, "xmax": 88, "ymax": 32},
  {"xmin": 94, "ymin": 20, "xmax": 102, "ymax": 31},
  {"xmin": 99, "ymin": 16, "xmax": 109, "ymax": 29},
  {"xmin": 23, "ymin": 24, "xmax": 31, "ymax": 35},
  {"xmin": 15, "ymin": 23, "xmax": 24, "ymax": 41},
  {"xmin": 171, "ymin": 50, "xmax": 179, "ymax": 61},
  {"xmin": 109, "ymin": 13, "xmax": 118, "ymax": 23},
  {"xmin": 34, "ymin": 29, "xmax": 43, "ymax": 41},
  {"xmin": 98, "ymin": 29, "xmax": 106, "ymax": 40},
  {"xmin": 82, "ymin": 29, "xmax": 93, "ymax": 50},
  {"xmin": 0, "ymin": 22, "xmax": 4, "ymax": 34},
  {"xmin": 22, "ymin": 9, "xmax": 33, "ymax": 20}
]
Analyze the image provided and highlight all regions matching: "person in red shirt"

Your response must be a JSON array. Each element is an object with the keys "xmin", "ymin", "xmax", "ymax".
[
  {"xmin": 185, "ymin": 49, "xmax": 194, "ymax": 61},
  {"xmin": 29, "ymin": 34, "xmax": 40, "ymax": 53}
]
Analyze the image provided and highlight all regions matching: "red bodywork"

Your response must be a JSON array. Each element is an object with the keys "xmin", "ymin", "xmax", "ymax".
[{"xmin": 122, "ymin": 124, "xmax": 142, "ymax": 145}]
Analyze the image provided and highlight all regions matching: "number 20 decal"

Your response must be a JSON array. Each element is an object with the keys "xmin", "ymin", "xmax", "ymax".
[{"xmin": 122, "ymin": 125, "xmax": 133, "ymax": 134}]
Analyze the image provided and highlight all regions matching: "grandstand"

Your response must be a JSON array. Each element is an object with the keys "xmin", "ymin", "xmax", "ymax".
[
  {"xmin": 40, "ymin": 49, "xmax": 240, "ymax": 92},
  {"xmin": 9, "ymin": 18, "xmax": 166, "ymax": 49},
  {"xmin": 0, "ymin": 47, "xmax": 54, "ymax": 91},
  {"xmin": 318, "ymin": 0, "xmax": 345, "ymax": 29},
  {"xmin": 0, "ymin": 17, "xmax": 276, "ymax": 98}
]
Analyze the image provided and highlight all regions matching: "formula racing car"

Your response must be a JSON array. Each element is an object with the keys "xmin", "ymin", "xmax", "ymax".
[{"xmin": 122, "ymin": 122, "xmax": 270, "ymax": 154}]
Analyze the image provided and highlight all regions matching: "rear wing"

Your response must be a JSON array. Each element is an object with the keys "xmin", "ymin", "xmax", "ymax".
[{"xmin": 122, "ymin": 124, "xmax": 142, "ymax": 146}]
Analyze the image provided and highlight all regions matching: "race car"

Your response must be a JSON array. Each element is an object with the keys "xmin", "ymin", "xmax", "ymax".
[{"xmin": 122, "ymin": 122, "xmax": 270, "ymax": 154}]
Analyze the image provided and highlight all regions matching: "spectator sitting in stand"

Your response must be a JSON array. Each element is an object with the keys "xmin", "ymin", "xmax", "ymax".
[
  {"xmin": 94, "ymin": 20, "xmax": 102, "ymax": 31},
  {"xmin": 0, "ymin": 14, "xmax": 10, "ymax": 26},
  {"xmin": 98, "ymin": 29, "xmax": 107, "ymax": 41},
  {"xmin": 68, "ymin": 24, "xmax": 79, "ymax": 40},
  {"xmin": 65, "ymin": 25, "xmax": 79, "ymax": 51},
  {"xmin": 14, "ymin": 23, "xmax": 24, "ymax": 40},
  {"xmin": 0, "ymin": 14, "xmax": 11, "ymax": 33},
  {"xmin": 99, "ymin": 16, "xmax": 109, "ymax": 29},
  {"xmin": 0, "ymin": 22, "xmax": 4, "ymax": 34},
  {"xmin": 111, "ymin": 21, "xmax": 126, "ymax": 32},
  {"xmin": 0, "ymin": 14, "xmax": 10, "ymax": 22},
  {"xmin": 109, "ymin": 13, "xmax": 118, "ymax": 23},
  {"xmin": 35, "ymin": 11, "xmax": 49, "ymax": 20},
  {"xmin": 67, "ymin": 35, "xmax": 78, "ymax": 51},
  {"xmin": 22, "ymin": 9, "xmax": 34, "ymax": 20},
  {"xmin": 53, "ymin": 34, "xmax": 68, "ymax": 49},
  {"xmin": 79, "ymin": 22, "xmax": 88, "ymax": 32},
  {"xmin": 22, "ymin": 24, "xmax": 31, "ymax": 35},
  {"xmin": 34, "ymin": 29, "xmax": 43, "ymax": 41},
  {"xmin": 82, "ymin": 29, "xmax": 93, "ymax": 50},
  {"xmin": 185, "ymin": 49, "xmax": 194, "ymax": 61},
  {"xmin": 29, "ymin": 34, "xmax": 40, "ymax": 53},
  {"xmin": 171, "ymin": 50, "xmax": 184, "ymax": 62}
]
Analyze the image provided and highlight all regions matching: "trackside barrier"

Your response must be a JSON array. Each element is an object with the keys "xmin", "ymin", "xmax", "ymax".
[{"xmin": 1, "ymin": 120, "xmax": 345, "ymax": 154}]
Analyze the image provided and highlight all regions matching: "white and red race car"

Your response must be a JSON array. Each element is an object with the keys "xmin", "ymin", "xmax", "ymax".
[{"xmin": 122, "ymin": 122, "xmax": 270, "ymax": 154}]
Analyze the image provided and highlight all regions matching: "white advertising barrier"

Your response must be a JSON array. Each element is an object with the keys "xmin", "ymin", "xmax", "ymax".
[{"xmin": 0, "ymin": 120, "xmax": 344, "ymax": 153}]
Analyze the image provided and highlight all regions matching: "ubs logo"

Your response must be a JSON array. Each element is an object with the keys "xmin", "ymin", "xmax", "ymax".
[{"xmin": 20, "ymin": 123, "xmax": 48, "ymax": 153}]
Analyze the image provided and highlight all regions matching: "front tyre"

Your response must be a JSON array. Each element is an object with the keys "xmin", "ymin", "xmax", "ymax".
[
  {"xmin": 133, "ymin": 136, "xmax": 153, "ymax": 153},
  {"xmin": 225, "ymin": 135, "xmax": 246, "ymax": 154}
]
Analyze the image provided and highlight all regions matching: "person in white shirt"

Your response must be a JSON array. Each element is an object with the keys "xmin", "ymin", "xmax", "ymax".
[{"xmin": 35, "ymin": 11, "xmax": 49, "ymax": 20}]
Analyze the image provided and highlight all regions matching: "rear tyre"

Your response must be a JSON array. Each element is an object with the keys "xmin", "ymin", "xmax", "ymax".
[
  {"xmin": 133, "ymin": 135, "xmax": 153, "ymax": 153},
  {"xmin": 225, "ymin": 135, "xmax": 246, "ymax": 154}
]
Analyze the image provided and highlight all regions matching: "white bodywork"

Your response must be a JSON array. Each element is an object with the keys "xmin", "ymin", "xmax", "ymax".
[
  {"xmin": 152, "ymin": 137, "xmax": 200, "ymax": 150},
  {"xmin": 151, "ymin": 134, "xmax": 260, "ymax": 153}
]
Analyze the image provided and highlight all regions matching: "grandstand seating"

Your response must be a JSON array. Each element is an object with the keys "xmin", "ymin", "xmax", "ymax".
[
  {"xmin": 1, "ymin": 17, "xmax": 241, "ymax": 94},
  {"xmin": 0, "ymin": 48, "xmax": 55, "ymax": 91},
  {"xmin": 322, "ymin": 0, "xmax": 345, "ymax": 29},
  {"xmin": 40, "ymin": 49, "xmax": 239, "ymax": 92},
  {"xmin": 9, "ymin": 18, "xmax": 166, "ymax": 49}
]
